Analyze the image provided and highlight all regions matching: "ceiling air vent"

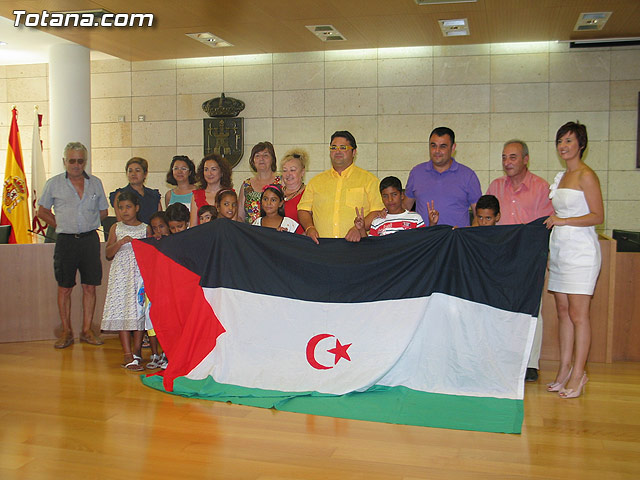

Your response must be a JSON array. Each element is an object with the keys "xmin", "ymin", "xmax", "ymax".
[
  {"xmin": 438, "ymin": 18, "xmax": 470, "ymax": 37},
  {"xmin": 306, "ymin": 25, "xmax": 346, "ymax": 42},
  {"xmin": 574, "ymin": 12, "xmax": 611, "ymax": 32}
]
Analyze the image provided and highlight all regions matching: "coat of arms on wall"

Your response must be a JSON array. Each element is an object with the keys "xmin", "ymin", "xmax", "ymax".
[{"xmin": 202, "ymin": 93, "xmax": 245, "ymax": 168}]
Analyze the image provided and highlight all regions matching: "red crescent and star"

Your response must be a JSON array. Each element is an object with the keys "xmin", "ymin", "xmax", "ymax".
[{"xmin": 306, "ymin": 333, "xmax": 352, "ymax": 370}]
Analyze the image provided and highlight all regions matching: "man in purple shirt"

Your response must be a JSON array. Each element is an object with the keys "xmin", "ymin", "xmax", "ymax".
[{"xmin": 403, "ymin": 127, "xmax": 481, "ymax": 227}]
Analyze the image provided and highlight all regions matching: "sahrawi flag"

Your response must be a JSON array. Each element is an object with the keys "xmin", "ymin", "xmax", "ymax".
[
  {"xmin": 1, "ymin": 107, "xmax": 30, "ymax": 244},
  {"xmin": 133, "ymin": 219, "xmax": 549, "ymax": 434}
]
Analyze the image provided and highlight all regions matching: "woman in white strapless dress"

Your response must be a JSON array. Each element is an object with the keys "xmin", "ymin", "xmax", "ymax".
[{"xmin": 544, "ymin": 122, "xmax": 604, "ymax": 399}]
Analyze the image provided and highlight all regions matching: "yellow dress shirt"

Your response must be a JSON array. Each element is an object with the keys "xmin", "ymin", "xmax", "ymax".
[{"xmin": 297, "ymin": 163, "xmax": 384, "ymax": 238}]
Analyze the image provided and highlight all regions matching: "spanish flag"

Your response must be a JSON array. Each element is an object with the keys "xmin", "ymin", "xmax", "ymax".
[{"xmin": 1, "ymin": 107, "xmax": 30, "ymax": 244}]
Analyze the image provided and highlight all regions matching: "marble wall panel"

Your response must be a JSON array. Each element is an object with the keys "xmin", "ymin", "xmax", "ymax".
[
  {"xmin": 131, "ymin": 121, "xmax": 176, "ymax": 147},
  {"xmin": 378, "ymin": 57, "xmax": 432, "ymax": 87},
  {"xmin": 608, "ymin": 141, "xmax": 636, "ymax": 170},
  {"xmin": 609, "ymin": 110, "xmax": 638, "ymax": 141},
  {"xmin": 132, "ymin": 95, "xmax": 176, "ymax": 122},
  {"xmin": 433, "ymin": 56, "xmax": 489, "ymax": 85},
  {"xmin": 92, "ymin": 72, "xmax": 131, "ymax": 98},
  {"xmin": 490, "ymin": 112, "xmax": 548, "ymax": 142},
  {"xmin": 92, "ymin": 122, "xmax": 132, "ymax": 148},
  {"xmin": 176, "ymin": 67, "xmax": 224, "ymax": 95},
  {"xmin": 491, "ymin": 83, "xmax": 548, "ymax": 112},
  {"xmin": 92, "ymin": 97, "xmax": 131, "ymax": 123},
  {"xmin": 6, "ymin": 77, "xmax": 47, "ymax": 101},
  {"xmin": 432, "ymin": 113, "xmax": 490, "ymax": 142},
  {"xmin": 377, "ymin": 115, "xmax": 431, "ymax": 143},
  {"xmin": 324, "ymin": 116, "xmax": 379, "ymax": 144},
  {"xmin": 548, "ymin": 111, "xmax": 610, "ymax": 141},
  {"xmin": 273, "ymin": 62, "xmax": 324, "ymax": 90},
  {"xmin": 610, "ymin": 50, "xmax": 640, "ymax": 81},
  {"xmin": 491, "ymin": 53, "xmax": 549, "ymax": 83},
  {"xmin": 5, "ymin": 64, "xmax": 47, "ymax": 77},
  {"xmin": 549, "ymin": 82, "xmax": 610, "ymax": 112},
  {"xmin": 273, "ymin": 90, "xmax": 324, "ymax": 117},
  {"xmin": 91, "ymin": 59, "xmax": 131, "ymax": 73},
  {"xmin": 325, "ymin": 88, "xmax": 378, "ymax": 116},
  {"xmin": 610, "ymin": 80, "xmax": 640, "ymax": 111},
  {"xmin": 132, "ymin": 69, "xmax": 176, "ymax": 96},
  {"xmin": 224, "ymin": 64, "xmax": 273, "ymax": 91},
  {"xmin": 325, "ymin": 59, "xmax": 377, "ymax": 88},
  {"xmin": 273, "ymin": 117, "xmax": 325, "ymax": 145},
  {"xmin": 378, "ymin": 86, "xmax": 433, "ymax": 115},
  {"xmin": 434, "ymin": 84, "xmax": 490, "ymax": 113},
  {"xmin": 549, "ymin": 51, "xmax": 610, "ymax": 82}
]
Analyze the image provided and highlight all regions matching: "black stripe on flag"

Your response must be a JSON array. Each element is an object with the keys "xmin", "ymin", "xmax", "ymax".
[{"xmin": 142, "ymin": 218, "xmax": 549, "ymax": 316}]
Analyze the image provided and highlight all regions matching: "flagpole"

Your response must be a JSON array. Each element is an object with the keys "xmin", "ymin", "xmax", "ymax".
[
  {"xmin": 31, "ymin": 104, "xmax": 48, "ymax": 243},
  {"xmin": 31, "ymin": 104, "xmax": 38, "ymax": 244}
]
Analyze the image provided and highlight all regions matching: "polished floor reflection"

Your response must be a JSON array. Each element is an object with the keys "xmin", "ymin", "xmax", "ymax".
[{"xmin": 1, "ymin": 337, "xmax": 639, "ymax": 479}]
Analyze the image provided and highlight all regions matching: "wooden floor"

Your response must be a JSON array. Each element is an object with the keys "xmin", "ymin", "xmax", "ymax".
[{"xmin": 1, "ymin": 338, "xmax": 639, "ymax": 480}]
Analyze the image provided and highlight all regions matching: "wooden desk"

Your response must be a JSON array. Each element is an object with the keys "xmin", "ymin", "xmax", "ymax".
[
  {"xmin": 613, "ymin": 251, "xmax": 640, "ymax": 361},
  {"xmin": 0, "ymin": 243, "xmax": 109, "ymax": 343}
]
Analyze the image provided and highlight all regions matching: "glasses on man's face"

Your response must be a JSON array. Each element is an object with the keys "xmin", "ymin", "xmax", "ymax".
[
  {"xmin": 67, "ymin": 158, "xmax": 86, "ymax": 165},
  {"xmin": 172, "ymin": 166, "xmax": 189, "ymax": 172},
  {"xmin": 329, "ymin": 145, "xmax": 354, "ymax": 151}
]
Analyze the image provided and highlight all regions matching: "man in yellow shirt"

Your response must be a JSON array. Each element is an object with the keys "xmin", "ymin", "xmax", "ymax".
[{"xmin": 298, "ymin": 131, "xmax": 384, "ymax": 243}]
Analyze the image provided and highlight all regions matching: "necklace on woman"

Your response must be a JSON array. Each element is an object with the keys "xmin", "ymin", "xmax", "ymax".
[{"xmin": 284, "ymin": 183, "xmax": 304, "ymax": 201}]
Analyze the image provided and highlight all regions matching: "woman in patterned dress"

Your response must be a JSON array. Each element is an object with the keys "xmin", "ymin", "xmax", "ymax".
[{"xmin": 237, "ymin": 141, "xmax": 281, "ymax": 223}]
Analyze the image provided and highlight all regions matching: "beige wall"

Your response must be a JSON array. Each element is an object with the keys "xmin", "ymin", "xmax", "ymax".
[{"xmin": 1, "ymin": 42, "xmax": 639, "ymax": 234}]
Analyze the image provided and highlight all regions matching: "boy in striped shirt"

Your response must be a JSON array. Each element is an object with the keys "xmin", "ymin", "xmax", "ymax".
[{"xmin": 356, "ymin": 176, "xmax": 437, "ymax": 237}]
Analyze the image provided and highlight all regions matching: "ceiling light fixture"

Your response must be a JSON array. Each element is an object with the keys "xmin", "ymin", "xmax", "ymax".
[
  {"xmin": 438, "ymin": 18, "xmax": 470, "ymax": 37},
  {"xmin": 574, "ymin": 12, "xmax": 612, "ymax": 31},
  {"xmin": 186, "ymin": 32, "xmax": 233, "ymax": 48},
  {"xmin": 305, "ymin": 25, "xmax": 346, "ymax": 42},
  {"xmin": 0, "ymin": 41, "xmax": 7, "ymax": 46}
]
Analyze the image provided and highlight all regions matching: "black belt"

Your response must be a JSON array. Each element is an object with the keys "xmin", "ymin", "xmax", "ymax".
[{"xmin": 59, "ymin": 230, "xmax": 96, "ymax": 239}]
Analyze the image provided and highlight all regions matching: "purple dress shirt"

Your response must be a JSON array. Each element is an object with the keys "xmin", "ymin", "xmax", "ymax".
[{"xmin": 405, "ymin": 159, "xmax": 482, "ymax": 227}]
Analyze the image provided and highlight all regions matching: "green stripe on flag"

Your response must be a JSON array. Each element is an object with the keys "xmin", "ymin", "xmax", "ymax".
[{"xmin": 142, "ymin": 375, "xmax": 523, "ymax": 434}]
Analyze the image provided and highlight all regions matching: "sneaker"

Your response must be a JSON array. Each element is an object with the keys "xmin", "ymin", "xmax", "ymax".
[
  {"xmin": 146, "ymin": 354, "xmax": 161, "ymax": 369},
  {"xmin": 525, "ymin": 368, "xmax": 539, "ymax": 382}
]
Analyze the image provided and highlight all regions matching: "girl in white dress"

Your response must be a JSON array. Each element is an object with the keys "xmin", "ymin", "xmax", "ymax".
[
  {"xmin": 101, "ymin": 192, "xmax": 152, "ymax": 371},
  {"xmin": 252, "ymin": 184, "xmax": 299, "ymax": 233},
  {"xmin": 544, "ymin": 122, "xmax": 604, "ymax": 399}
]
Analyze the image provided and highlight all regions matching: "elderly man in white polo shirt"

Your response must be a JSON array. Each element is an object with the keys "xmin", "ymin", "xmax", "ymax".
[{"xmin": 38, "ymin": 142, "xmax": 109, "ymax": 349}]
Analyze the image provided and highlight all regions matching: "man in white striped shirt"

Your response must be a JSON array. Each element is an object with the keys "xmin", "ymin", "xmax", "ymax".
[{"xmin": 355, "ymin": 176, "xmax": 438, "ymax": 237}]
